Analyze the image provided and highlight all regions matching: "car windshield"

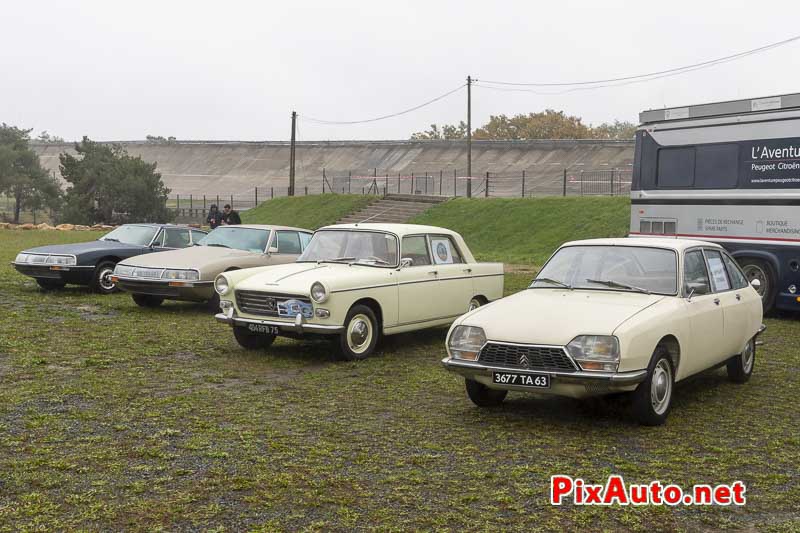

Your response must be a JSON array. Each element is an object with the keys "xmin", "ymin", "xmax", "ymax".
[
  {"xmin": 298, "ymin": 230, "xmax": 398, "ymax": 266},
  {"xmin": 99, "ymin": 225, "xmax": 158, "ymax": 246},
  {"xmin": 196, "ymin": 227, "xmax": 270, "ymax": 253},
  {"xmin": 530, "ymin": 245, "xmax": 678, "ymax": 295}
]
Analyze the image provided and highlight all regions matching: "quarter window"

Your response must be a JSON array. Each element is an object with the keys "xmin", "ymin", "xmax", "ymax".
[
  {"xmin": 402, "ymin": 236, "xmax": 431, "ymax": 266},
  {"xmin": 299, "ymin": 232, "xmax": 312, "ymax": 250},
  {"xmin": 684, "ymin": 250, "xmax": 711, "ymax": 295},
  {"xmin": 721, "ymin": 253, "xmax": 748, "ymax": 290}
]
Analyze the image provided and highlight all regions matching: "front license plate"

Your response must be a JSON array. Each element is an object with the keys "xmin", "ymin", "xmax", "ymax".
[
  {"xmin": 247, "ymin": 324, "xmax": 280, "ymax": 335},
  {"xmin": 492, "ymin": 371, "xmax": 550, "ymax": 388}
]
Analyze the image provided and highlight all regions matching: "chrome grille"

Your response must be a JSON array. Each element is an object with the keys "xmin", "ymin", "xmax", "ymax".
[
  {"xmin": 236, "ymin": 291, "xmax": 311, "ymax": 317},
  {"xmin": 479, "ymin": 342, "xmax": 577, "ymax": 372}
]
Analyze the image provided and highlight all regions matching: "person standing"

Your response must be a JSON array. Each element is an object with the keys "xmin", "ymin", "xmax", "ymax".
[
  {"xmin": 221, "ymin": 204, "xmax": 241, "ymax": 225},
  {"xmin": 206, "ymin": 204, "xmax": 222, "ymax": 229}
]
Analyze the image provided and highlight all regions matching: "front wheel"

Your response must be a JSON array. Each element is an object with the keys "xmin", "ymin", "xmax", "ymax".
[
  {"xmin": 233, "ymin": 326, "xmax": 275, "ymax": 350},
  {"xmin": 204, "ymin": 292, "xmax": 221, "ymax": 313},
  {"xmin": 630, "ymin": 347, "xmax": 674, "ymax": 426},
  {"xmin": 91, "ymin": 260, "xmax": 118, "ymax": 294},
  {"xmin": 727, "ymin": 337, "xmax": 755, "ymax": 384},
  {"xmin": 132, "ymin": 293, "xmax": 164, "ymax": 308},
  {"xmin": 337, "ymin": 305, "xmax": 379, "ymax": 361},
  {"xmin": 465, "ymin": 378, "xmax": 507, "ymax": 407},
  {"xmin": 36, "ymin": 279, "xmax": 66, "ymax": 291}
]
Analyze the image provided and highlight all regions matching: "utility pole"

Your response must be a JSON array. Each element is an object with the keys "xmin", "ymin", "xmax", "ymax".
[
  {"xmin": 289, "ymin": 111, "xmax": 297, "ymax": 196},
  {"xmin": 466, "ymin": 75, "xmax": 472, "ymax": 198}
]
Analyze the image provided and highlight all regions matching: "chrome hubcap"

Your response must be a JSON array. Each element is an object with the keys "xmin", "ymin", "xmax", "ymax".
[
  {"xmin": 742, "ymin": 339, "xmax": 754, "ymax": 374},
  {"xmin": 742, "ymin": 265, "xmax": 767, "ymax": 298},
  {"xmin": 650, "ymin": 360, "xmax": 672, "ymax": 415},
  {"xmin": 468, "ymin": 298, "xmax": 481, "ymax": 312},
  {"xmin": 347, "ymin": 314, "xmax": 372, "ymax": 354},
  {"xmin": 99, "ymin": 268, "xmax": 115, "ymax": 290}
]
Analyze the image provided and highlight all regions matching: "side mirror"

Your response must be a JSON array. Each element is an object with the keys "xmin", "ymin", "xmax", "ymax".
[
  {"xmin": 685, "ymin": 287, "xmax": 695, "ymax": 301},
  {"xmin": 399, "ymin": 257, "xmax": 413, "ymax": 269},
  {"xmin": 750, "ymin": 278, "xmax": 761, "ymax": 290}
]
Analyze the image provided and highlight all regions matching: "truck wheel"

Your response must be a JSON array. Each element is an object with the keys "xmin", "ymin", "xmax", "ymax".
[
  {"xmin": 727, "ymin": 336, "xmax": 755, "ymax": 384},
  {"xmin": 91, "ymin": 260, "xmax": 118, "ymax": 294},
  {"xmin": 465, "ymin": 378, "xmax": 507, "ymax": 407},
  {"xmin": 739, "ymin": 258, "xmax": 775, "ymax": 313},
  {"xmin": 337, "ymin": 305, "xmax": 379, "ymax": 361},
  {"xmin": 630, "ymin": 347, "xmax": 674, "ymax": 426},
  {"xmin": 233, "ymin": 326, "xmax": 275, "ymax": 350},
  {"xmin": 36, "ymin": 279, "xmax": 66, "ymax": 291},
  {"xmin": 132, "ymin": 294, "xmax": 164, "ymax": 308}
]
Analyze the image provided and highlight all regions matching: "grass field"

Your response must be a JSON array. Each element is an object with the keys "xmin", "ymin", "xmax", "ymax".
[
  {"xmin": 242, "ymin": 194, "xmax": 376, "ymax": 230},
  {"xmin": 410, "ymin": 196, "xmax": 631, "ymax": 267},
  {"xmin": 1, "ymin": 221, "xmax": 799, "ymax": 530}
]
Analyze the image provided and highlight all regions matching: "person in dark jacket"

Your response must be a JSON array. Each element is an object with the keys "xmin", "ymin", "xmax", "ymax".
[
  {"xmin": 221, "ymin": 204, "xmax": 241, "ymax": 225},
  {"xmin": 206, "ymin": 204, "xmax": 222, "ymax": 229}
]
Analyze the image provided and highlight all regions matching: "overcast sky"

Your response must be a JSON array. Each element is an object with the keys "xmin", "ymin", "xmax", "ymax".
[{"xmin": 3, "ymin": 0, "xmax": 800, "ymax": 141}]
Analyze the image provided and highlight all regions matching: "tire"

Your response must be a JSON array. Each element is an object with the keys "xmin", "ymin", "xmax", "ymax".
[
  {"xmin": 465, "ymin": 378, "xmax": 508, "ymax": 407},
  {"xmin": 36, "ymin": 279, "xmax": 66, "ymax": 291},
  {"xmin": 738, "ymin": 258, "xmax": 776, "ymax": 313},
  {"xmin": 631, "ymin": 347, "xmax": 674, "ymax": 426},
  {"xmin": 468, "ymin": 297, "xmax": 484, "ymax": 312},
  {"xmin": 337, "ymin": 305, "xmax": 379, "ymax": 361},
  {"xmin": 91, "ymin": 260, "xmax": 118, "ymax": 294},
  {"xmin": 233, "ymin": 325, "xmax": 275, "ymax": 350},
  {"xmin": 132, "ymin": 293, "xmax": 164, "ymax": 308},
  {"xmin": 727, "ymin": 336, "xmax": 755, "ymax": 384},
  {"xmin": 204, "ymin": 292, "xmax": 221, "ymax": 313}
]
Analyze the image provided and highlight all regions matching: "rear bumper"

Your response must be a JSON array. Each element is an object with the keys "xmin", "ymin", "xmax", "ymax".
[
  {"xmin": 114, "ymin": 276, "xmax": 214, "ymax": 301},
  {"xmin": 441, "ymin": 357, "xmax": 647, "ymax": 398},
  {"xmin": 215, "ymin": 311, "xmax": 343, "ymax": 335},
  {"xmin": 12, "ymin": 262, "xmax": 94, "ymax": 284}
]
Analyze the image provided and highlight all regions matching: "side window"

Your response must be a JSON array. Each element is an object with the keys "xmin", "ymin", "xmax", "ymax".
[
  {"xmin": 704, "ymin": 250, "xmax": 732, "ymax": 292},
  {"xmin": 151, "ymin": 229, "xmax": 165, "ymax": 247},
  {"xmin": 276, "ymin": 231, "xmax": 302, "ymax": 254},
  {"xmin": 191, "ymin": 230, "xmax": 207, "ymax": 244},
  {"xmin": 722, "ymin": 253, "xmax": 748, "ymax": 290},
  {"xmin": 299, "ymin": 232, "xmax": 313, "ymax": 251},
  {"xmin": 429, "ymin": 235, "xmax": 464, "ymax": 264},
  {"xmin": 657, "ymin": 147, "xmax": 695, "ymax": 188},
  {"xmin": 684, "ymin": 250, "xmax": 711, "ymax": 295},
  {"xmin": 695, "ymin": 144, "xmax": 739, "ymax": 189},
  {"xmin": 164, "ymin": 228, "xmax": 191, "ymax": 248},
  {"xmin": 402, "ymin": 236, "xmax": 431, "ymax": 266}
]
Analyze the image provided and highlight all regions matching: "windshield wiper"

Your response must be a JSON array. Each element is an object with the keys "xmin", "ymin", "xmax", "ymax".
[
  {"xmin": 102, "ymin": 237, "xmax": 120, "ymax": 242},
  {"xmin": 206, "ymin": 243, "xmax": 230, "ymax": 248},
  {"xmin": 319, "ymin": 256, "xmax": 356, "ymax": 263},
  {"xmin": 585, "ymin": 279, "xmax": 651, "ymax": 294},
  {"xmin": 529, "ymin": 277, "xmax": 572, "ymax": 289},
  {"xmin": 355, "ymin": 256, "xmax": 390, "ymax": 265}
]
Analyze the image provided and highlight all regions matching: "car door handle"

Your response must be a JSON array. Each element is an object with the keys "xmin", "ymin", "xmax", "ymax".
[
  {"xmin": 735, "ymin": 293, "xmax": 741, "ymax": 301},
  {"xmin": 713, "ymin": 298, "xmax": 720, "ymax": 305},
  {"xmin": 428, "ymin": 270, "xmax": 438, "ymax": 276},
  {"xmin": 462, "ymin": 268, "xmax": 472, "ymax": 274}
]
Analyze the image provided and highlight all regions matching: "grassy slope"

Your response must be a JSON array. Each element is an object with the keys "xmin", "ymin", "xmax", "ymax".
[
  {"xmin": 241, "ymin": 194, "xmax": 375, "ymax": 230},
  {"xmin": 410, "ymin": 197, "xmax": 631, "ymax": 267}
]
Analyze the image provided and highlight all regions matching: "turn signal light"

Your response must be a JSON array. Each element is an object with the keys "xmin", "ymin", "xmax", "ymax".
[{"xmin": 110, "ymin": 275, "xmax": 119, "ymax": 282}]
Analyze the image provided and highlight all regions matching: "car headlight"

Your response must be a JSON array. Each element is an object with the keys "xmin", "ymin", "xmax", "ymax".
[
  {"xmin": 214, "ymin": 275, "xmax": 230, "ymax": 295},
  {"xmin": 310, "ymin": 281, "xmax": 328, "ymax": 303},
  {"xmin": 163, "ymin": 269, "xmax": 199, "ymax": 281},
  {"xmin": 14, "ymin": 253, "xmax": 29, "ymax": 263},
  {"xmin": 46, "ymin": 255, "xmax": 76, "ymax": 266},
  {"xmin": 114, "ymin": 264, "xmax": 134, "ymax": 276},
  {"xmin": 567, "ymin": 335, "xmax": 620, "ymax": 372},
  {"xmin": 448, "ymin": 325, "xmax": 486, "ymax": 361}
]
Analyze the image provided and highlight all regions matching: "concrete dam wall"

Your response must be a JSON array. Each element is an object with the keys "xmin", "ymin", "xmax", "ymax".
[{"xmin": 32, "ymin": 139, "xmax": 635, "ymax": 198}]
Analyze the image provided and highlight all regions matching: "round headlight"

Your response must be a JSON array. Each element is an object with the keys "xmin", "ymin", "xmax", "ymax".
[
  {"xmin": 310, "ymin": 281, "xmax": 328, "ymax": 303},
  {"xmin": 448, "ymin": 325, "xmax": 486, "ymax": 361},
  {"xmin": 214, "ymin": 275, "xmax": 230, "ymax": 295}
]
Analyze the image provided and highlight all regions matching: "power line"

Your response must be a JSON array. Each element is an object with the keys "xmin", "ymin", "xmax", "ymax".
[
  {"xmin": 300, "ymin": 83, "xmax": 466, "ymax": 125},
  {"xmin": 479, "ymin": 34, "xmax": 800, "ymax": 88}
]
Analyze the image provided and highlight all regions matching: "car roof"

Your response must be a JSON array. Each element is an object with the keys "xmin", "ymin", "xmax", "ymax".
[
  {"xmin": 562, "ymin": 237, "xmax": 724, "ymax": 252},
  {"xmin": 318, "ymin": 223, "xmax": 461, "ymax": 238},
  {"xmin": 208, "ymin": 224, "xmax": 312, "ymax": 232}
]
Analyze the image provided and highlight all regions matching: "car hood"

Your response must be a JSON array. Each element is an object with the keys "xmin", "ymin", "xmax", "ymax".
[
  {"xmin": 121, "ymin": 245, "xmax": 258, "ymax": 269},
  {"xmin": 236, "ymin": 262, "xmax": 393, "ymax": 295},
  {"xmin": 456, "ymin": 289, "xmax": 666, "ymax": 346},
  {"xmin": 23, "ymin": 240, "xmax": 146, "ymax": 256}
]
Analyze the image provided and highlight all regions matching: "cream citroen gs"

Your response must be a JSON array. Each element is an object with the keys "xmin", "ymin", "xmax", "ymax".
[
  {"xmin": 442, "ymin": 238, "xmax": 765, "ymax": 425},
  {"xmin": 112, "ymin": 225, "xmax": 312, "ymax": 311},
  {"xmin": 214, "ymin": 223, "xmax": 504, "ymax": 360}
]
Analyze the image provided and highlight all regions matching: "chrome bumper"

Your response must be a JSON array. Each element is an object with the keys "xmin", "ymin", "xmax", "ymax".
[
  {"xmin": 214, "ymin": 312, "xmax": 343, "ymax": 335},
  {"xmin": 441, "ymin": 357, "xmax": 648, "ymax": 386}
]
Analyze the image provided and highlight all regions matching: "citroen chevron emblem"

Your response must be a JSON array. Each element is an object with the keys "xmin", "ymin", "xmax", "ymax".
[{"xmin": 519, "ymin": 352, "xmax": 529, "ymax": 367}]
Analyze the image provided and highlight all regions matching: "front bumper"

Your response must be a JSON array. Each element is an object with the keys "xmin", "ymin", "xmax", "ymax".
[
  {"xmin": 215, "ymin": 310, "xmax": 344, "ymax": 335},
  {"xmin": 441, "ymin": 357, "xmax": 648, "ymax": 398},
  {"xmin": 12, "ymin": 262, "xmax": 94, "ymax": 284},
  {"xmin": 113, "ymin": 275, "xmax": 214, "ymax": 301}
]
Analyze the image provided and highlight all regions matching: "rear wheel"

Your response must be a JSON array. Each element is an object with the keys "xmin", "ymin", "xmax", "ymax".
[
  {"xmin": 132, "ymin": 293, "xmax": 164, "ymax": 308},
  {"xmin": 465, "ymin": 379, "xmax": 507, "ymax": 407},
  {"xmin": 468, "ymin": 297, "xmax": 484, "ymax": 312},
  {"xmin": 337, "ymin": 305, "xmax": 379, "ymax": 361},
  {"xmin": 91, "ymin": 260, "xmax": 118, "ymax": 294},
  {"xmin": 631, "ymin": 347, "xmax": 674, "ymax": 426},
  {"xmin": 739, "ymin": 258, "xmax": 775, "ymax": 313},
  {"xmin": 233, "ymin": 326, "xmax": 275, "ymax": 350},
  {"xmin": 36, "ymin": 279, "xmax": 66, "ymax": 291},
  {"xmin": 727, "ymin": 336, "xmax": 755, "ymax": 384}
]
